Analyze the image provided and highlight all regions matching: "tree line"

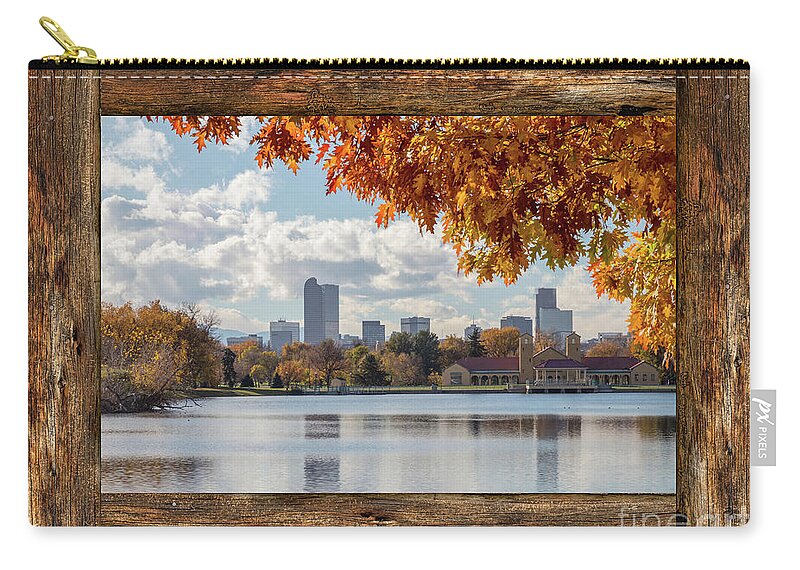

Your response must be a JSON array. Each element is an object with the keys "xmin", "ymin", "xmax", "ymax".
[
  {"xmin": 101, "ymin": 300, "xmax": 672, "ymax": 413},
  {"xmin": 100, "ymin": 301, "xmax": 540, "ymax": 412}
]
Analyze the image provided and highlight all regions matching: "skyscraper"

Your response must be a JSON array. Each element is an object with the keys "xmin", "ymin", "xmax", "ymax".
[
  {"xmin": 321, "ymin": 283, "xmax": 339, "ymax": 341},
  {"xmin": 362, "ymin": 320, "xmax": 386, "ymax": 348},
  {"xmin": 270, "ymin": 319, "xmax": 300, "ymax": 355},
  {"xmin": 539, "ymin": 308, "xmax": 573, "ymax": 335},
  {"xmin": 303, "ymin": 277, "xmax": 339, "ymax": 345},
  {"xmin": 401, "ymin": 316, "xmax": 430, "ymax": 334},
  {"xmin": 270, "ymin": 331, "xmax": 293, "ymax": 356},
  {"xmin": 535, "ymin": 287, "xmax": 573, "ymax": 338},
  {"xmin": 534, "ymin": 287, "xmax": 557, "ymax": 334},
  {"xmin": 304, "ymin": 278, "xmax": 324, "ymax": 345},
  {"xmin": 500, "ymin": 315, "xmax": 533, "ymax": 337}
]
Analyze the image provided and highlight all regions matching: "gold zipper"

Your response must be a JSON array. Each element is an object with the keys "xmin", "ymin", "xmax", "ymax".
[
  {"xmin": 39, "ymin": 17, "xmax": 98, "ymax": 65},
  {"xmin": 35, "ymin": 16, "xmax": 748, "ymax": 70},
  {"xmin": 95, "ymin": 57, "xmax": 748, "ymax": 69}
]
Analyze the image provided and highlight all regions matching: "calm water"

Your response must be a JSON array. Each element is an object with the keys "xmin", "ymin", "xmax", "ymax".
[{"xmin": 101, "ymin": 393, "xmax": 676, "ymax": 493}]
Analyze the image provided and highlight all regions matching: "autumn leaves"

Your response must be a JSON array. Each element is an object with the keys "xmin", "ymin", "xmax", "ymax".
[{"xmin": 155, "ymin": 115, "xmax": 676, "ymax": 364}]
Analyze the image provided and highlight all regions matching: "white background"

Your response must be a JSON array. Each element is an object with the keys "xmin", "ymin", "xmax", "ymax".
[{"xmin": 1, "ymin": 1, "xmax": 792, "ymax": 568}]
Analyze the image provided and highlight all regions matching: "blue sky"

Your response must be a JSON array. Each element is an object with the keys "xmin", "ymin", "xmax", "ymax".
[{"xmin": 100, "ymin": 116, "xmax": 631, "ymax": 339}]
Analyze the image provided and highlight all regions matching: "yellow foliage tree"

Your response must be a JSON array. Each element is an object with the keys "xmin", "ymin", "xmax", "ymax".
[
  {"xmin": 100, "ymin": 301, "xmax": 222, "ymax": 412},
  {"xmin": 481, "ymin": 327, "xmax": 521, "ymax": 357}
]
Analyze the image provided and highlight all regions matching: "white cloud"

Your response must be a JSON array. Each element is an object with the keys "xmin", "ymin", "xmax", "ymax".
[
  {"xmin": 105, "ymin": 118, "xmax": 172, "ymax": 162},
  {"xmin": 120, "ymin": 169, "xmax": 271, "ymax": 223},
  {"xmin": 102, "ymin": 169, "xmax": 468, "ymax": 327},
  {"xmin": 102, "ymin": 160, "xmax": 166, "ymax": 195},
  {"xmin": 210, "ymin": 307, "xmax": 269, "ymax": 333},
  {"xmin": 555, "ymin": 265, "xmax": 631, "ymax": 339},
  {"xmin": 336, "ymin": 292, "xmax": 484, "ymax": 339},
  {"xmin": 100, "ymin": 117, "xmax": 635, "ymax": 340},
  {"xmin": 194, "ymin": 169, "xmax": 271, "ymax": 210},
  {"xmin": 102, "ymin": 172, "xmax": 631, "ymax": 339}
]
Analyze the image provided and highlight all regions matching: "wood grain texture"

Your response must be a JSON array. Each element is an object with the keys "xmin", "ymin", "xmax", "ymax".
[
  {"xmin": 100, "ymin": 493, "xmax": 678, "ymax": 526},
  {"xmin": 676, "ymin": 71, "xmax": 750, "ymax": 526},
  {"xmin": 28, "ymin": 69, "xmax": 101, "ymax": 525},
  {"xmin": 99, "ymin": 69, "xmax": 676, "ymax": 116}
]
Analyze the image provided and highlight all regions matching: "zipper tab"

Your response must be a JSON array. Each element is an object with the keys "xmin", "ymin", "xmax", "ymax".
[{"xmin": 39, "ymin": 16, "xmax": 98, "ymax": 65}]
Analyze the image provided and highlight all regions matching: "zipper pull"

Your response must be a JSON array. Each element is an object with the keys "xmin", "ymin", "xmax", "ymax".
[{"xmin": 39, "ymin": 16, "xmax": 98, "ymax": 64}]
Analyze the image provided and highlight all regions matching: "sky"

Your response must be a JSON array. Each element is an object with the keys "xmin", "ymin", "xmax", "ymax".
[{"xmin": 100, "ymin": 116, "xmax": 631, "ymax": 340}]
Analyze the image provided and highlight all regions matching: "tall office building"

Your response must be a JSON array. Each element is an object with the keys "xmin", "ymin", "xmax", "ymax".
[
  {"xmin": 401, "ymin": 316, "xmax": 430, "ymax": 334},
  {"xmin": 539, "ymin": 308, "xmax": 573, "ymax": 334},
  {"xmin": 535, "ymin": 287, "xmax": 573, "ymax": 338},
  {"xmin": 534, "ymin": 287, "xmax": 557, "ymax": 333},
  {"xmin": 270, "ymin": 319, "xmax": 300, "ymax": 355},
  {"xmin": 303, "ymin": 277, "xmax": 339, "ymax": 345},
  {"xmin": 321, "ymin": 283, "xmax": 339, "ymax": 341},
  {"xmin": 500, "ymin": 315, "xmax": 533, "ymax": 337},
  {"xmin": 304, "ymin": 278, "xmax": 324, "ymax": 344},
  {"xmin": 362, "ymin": 320, "xmax": 386, "ymax": 348},
  {"xmin": 551, "ymin": 330, "xmax": 574, "ymax": 353},
  {"xmin": 270, "ymin": 331, "xmax": 293, "ymax": 356}
]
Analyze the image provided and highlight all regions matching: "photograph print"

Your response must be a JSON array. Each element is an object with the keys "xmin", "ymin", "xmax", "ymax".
[{"xmin": 100, "ymin": 114, "xmax": 676, "ymax": 494}]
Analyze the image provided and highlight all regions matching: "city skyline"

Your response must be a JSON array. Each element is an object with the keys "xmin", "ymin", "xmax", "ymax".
[
  {"xmin": 223, "ymin": 279, "xmax": 626, "ymax": 349},
  {"xmin": 100, "ymin": 116, "xmax": 632, "ymax": 341}
]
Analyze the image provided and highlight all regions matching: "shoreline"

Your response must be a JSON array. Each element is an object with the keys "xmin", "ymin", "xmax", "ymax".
[{"xmin": 183, "ymin": 385, "xmax": 676, "ymax": 398}]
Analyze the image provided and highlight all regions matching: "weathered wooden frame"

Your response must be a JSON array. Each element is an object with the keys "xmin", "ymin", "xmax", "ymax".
[{"xmin": 28, "ymin": 64, "xmax": 749, "ymax": 526}]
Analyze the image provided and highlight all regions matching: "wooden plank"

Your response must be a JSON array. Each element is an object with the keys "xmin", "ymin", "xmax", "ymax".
[
  {"xmin": 676, "ymin": 71, "xmax": 750, "ymax": 526},
  {"xmin": 99, "ymin": 69, "xmax": 676, "ymax": 116},
  {"xmin": 28, "ymin": 69, "xmax": 101, "ymax": 525},
  {"xmin": 100, "ymin": 493, "xmax": 678, "ymax": 526}
]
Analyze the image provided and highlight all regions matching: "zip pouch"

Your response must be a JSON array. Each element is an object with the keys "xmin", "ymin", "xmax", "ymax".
[{"xmin": 29, "ymin": 17, "xmax": 750, "ymax": 527}]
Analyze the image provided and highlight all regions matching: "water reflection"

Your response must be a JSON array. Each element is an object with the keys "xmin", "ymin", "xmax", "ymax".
[
  {"xmin": 101, "ymin": 393, "xmax": 676, "ymax": 493},
  {"xmin": 102, "ymin": 457, "xmax": 212, "ymax": 490},
  {"xmin": 362, "ymin": 414, "xmax": 385, "ymax": 433},
  {"xmin": 304, "ymin": 414, "xmax": 341, "ymax": 439},
  {"xmin": 533, "ymin": 416, "xmax": 570, "ymax": 488},
  {"xmin": 536, "ymin": 440, "xmax": 559, "ymax": 489},
  {"xmin": 304, "ymin": 456, "xmax": 341, "ymax": 492},
  {"xmin": 536, "ymin": 415, "xmax": 582, "ymax": 439},
  {"xmin": 358, "ymin": 414, "xmax": 585, "ymax": 438},
  {"xmin": 636, "ymin": 415, "xmax": 677, "ymax": 439}
]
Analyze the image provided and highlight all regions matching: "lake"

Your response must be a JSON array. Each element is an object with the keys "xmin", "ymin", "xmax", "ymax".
[{"xmin": 101, "ymin": 392, "xmax": 676, "ymax": 493}]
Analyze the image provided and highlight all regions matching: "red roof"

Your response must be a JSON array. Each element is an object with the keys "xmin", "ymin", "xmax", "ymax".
[
  {"xmin": 454, "ymin": 357, "xmax": 519, "ymax": 372},
  {"xmin": 534, "ymin": 358, "xmax": 587, "ymax": 369},
  {"xmin": 582, "ymin": 356, "xmax": 641, "ymax": 371}
]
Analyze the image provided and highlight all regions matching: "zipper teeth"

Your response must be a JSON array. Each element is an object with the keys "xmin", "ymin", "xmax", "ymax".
[{"xmin": 91, "ymin": 57, "xmax": 748, "ymax": 69}]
